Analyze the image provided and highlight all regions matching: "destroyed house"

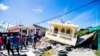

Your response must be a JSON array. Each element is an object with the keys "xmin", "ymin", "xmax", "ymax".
[
  {"xmin": 75, "ymin": 25, "xmax": 100, "ymax": 50},
  {"xmin": 45, "ymin": 20, "xmax": 78, "ymax": 46}
]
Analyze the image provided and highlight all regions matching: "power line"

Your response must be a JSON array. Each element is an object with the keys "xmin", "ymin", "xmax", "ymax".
[{"xmin": 35, "ymin": 0, "xmax": 97, "ymax": 24}]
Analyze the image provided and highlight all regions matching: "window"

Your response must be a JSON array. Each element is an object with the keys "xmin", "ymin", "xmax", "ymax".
[
  {"xmin": 54, "ymin": 27, "xmax": 58, "ymax": 33},
  {"xmin": 66, "ymin": 29, "xmax": 71, "ymax": 34},
  {"xmin": 61, "ymin": 28, "xmax": 65, "ymax": 33},
  {"xmin": 22, "ymin": 30, "xmax": 27, "ymax": 34}
]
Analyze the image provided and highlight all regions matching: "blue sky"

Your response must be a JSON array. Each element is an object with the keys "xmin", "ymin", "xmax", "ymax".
[{"xmin": 0, "ymin": 0, "xmax": 100, "ymax": 28}]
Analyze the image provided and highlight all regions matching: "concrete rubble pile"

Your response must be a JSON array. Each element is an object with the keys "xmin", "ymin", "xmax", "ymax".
[{"xmin": 31, "ymin": 32, "xmax": 96, "ymax": 56}]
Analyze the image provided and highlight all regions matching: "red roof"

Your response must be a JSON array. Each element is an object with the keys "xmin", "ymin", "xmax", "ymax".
[{"xmin": 8, "ymin": 25, "xmax": 21, "ymax": 32}]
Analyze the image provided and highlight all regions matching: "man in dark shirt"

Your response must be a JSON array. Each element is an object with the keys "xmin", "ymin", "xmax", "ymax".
[{"xmin": 33, "ymin": 32, "xmax": 41, "ymax": 49}]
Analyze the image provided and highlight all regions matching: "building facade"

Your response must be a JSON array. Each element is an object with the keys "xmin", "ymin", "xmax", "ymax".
[
  {"xmin": 45, "ymin": 21, "xmax": 78, "ymax": 46},
  {"xmin": 8, "ymin": 25, "xmax": 35, "ymax": 36},
  {"xmin": 33, "ymin": 24, "xmax": 47, "ymax": 36}
]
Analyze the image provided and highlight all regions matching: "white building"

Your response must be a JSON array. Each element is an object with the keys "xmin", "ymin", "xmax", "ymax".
[{"xmin": 45, "ymin": 20, "xmax": 78, "ymax": 46}]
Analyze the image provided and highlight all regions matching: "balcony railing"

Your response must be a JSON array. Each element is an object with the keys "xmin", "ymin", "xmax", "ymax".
[{"xmin": 46, "ymin": 30, "xmax": 73, "ymax": 40}]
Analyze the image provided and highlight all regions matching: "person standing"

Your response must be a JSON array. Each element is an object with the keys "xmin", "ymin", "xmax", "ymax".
[
  {"xmin": 18, "ymin": 34, "xmax": 22, "ymax": 49},
  {"xmin": 0, "ymin": 35, "xmax": 3, "ymax": 50},
  {"xmin": 29, "ymin": 34, "xmax": 32, "ymax": 45},
  {"xmin": 19, "ymin": 35, "xmax": 23, "ymax": 50},
  {"xmin": 12, "ymin": 35, "xmax": 20, "ymax": 55},
  {"xmin": 6, "ymin": 36, "xmax": 14, "ymax": 56},
  {"xmin": 25, "ymin": 35, "xmax": 29, "ymax": 47},
  {"xmin": 33, "ymin": 32, "xmax": 41, "ymax": 49},
  {"xmin": 21, "ymin": 35, "xmax": 27, "ymax": 49},
  {"xmin": 3, "ymin": 36, "xmax": 7, "ymax": 50},
  {"xmin": 33, "ymin": 33, "xmax": 37, "ymax": 49}
]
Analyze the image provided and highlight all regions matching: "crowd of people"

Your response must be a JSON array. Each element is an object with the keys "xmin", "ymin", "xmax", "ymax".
[{"xmin": 0, "ymin": 31, "xmax": 41, "ymax": 56}]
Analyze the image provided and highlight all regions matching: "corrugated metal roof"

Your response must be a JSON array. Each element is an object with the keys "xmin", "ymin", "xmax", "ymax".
[{"xmin": 89, "ymin": 25, "xmax": 100, "ymax": 32}]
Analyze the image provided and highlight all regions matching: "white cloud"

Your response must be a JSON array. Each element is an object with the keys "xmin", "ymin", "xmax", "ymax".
[
  {"xmin": 32, "ymin": 7, "xmax": 43, "ymax": 13},
  {"xmin": 0, "ymin": 4, "xmax": 9, "ymax": 11}
]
